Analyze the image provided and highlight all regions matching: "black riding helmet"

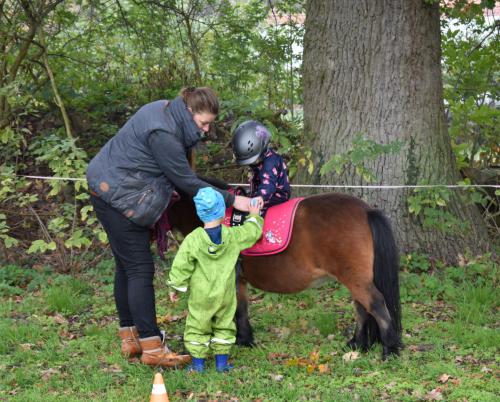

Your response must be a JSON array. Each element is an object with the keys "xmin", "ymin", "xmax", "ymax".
[{"xmin": 232, "ymin": 120, "xmax": 271, "ymax": 165}]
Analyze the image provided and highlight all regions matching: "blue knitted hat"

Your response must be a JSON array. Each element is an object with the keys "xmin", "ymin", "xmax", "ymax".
[{"xmin": 194, "ymin": 187, "xmax": 226, "ymax": 223}]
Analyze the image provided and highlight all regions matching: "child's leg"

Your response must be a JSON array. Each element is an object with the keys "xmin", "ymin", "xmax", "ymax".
[
  {"xmin": 211, "ymin": 296, "xmax": 237, "ymax": 371},
  {"xmin": 211, "ymin": 295, "xmax": 237, "ymax": 354},
  {"xmin": 184, "ymin": 313, "xmax": 211, "ymax": 359}
]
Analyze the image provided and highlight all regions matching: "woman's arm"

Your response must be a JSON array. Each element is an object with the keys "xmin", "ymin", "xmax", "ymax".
[{"xmin": 149, "ymin": 131, "xmax": 235, "ymax": 206}]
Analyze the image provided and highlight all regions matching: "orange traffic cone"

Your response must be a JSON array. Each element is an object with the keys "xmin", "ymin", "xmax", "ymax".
[{"xmin": 150, "ymin": 372, "xmax": 169, "ymax": 402}]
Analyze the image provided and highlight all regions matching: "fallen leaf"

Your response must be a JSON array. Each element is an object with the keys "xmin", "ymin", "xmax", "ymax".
[
  {"xmin": 101, "ymin": 363, "xmax": 122, "ymax": 373},
  {"xmin": 41, "ymin": 368, "xmax": 59, "ymax": 381},
  {"xmin": 53, "ymin": 313, "xmax": 67, "ymax": 325},
  {"xmin": 270, "ymin": 374, "xmax": 284, "ymax": 382},
  {"xmin": 157, "ymin": 311, "xmax": 187, "ymax": 324},
  {"xmin": 309, "ymin": 350, "xmax": 320, "ymax": 363},
  {"xmin": 342, "ymin": 351, "xmax": 360, "ymax": 362},
  {"xmin": 298, "ymin": 318, "xmax": 308, "ymax": 331},
  {"xmin": 284, "ymin": 357, "xmax": 310, "ymax": 367},
  {"xmin": 408, "ymin": 344, "xmax": 434, "ymax": 352},
  {"xmin": 58, "ymin": 330, "xmax": 78, "ymax": 340},
  {"xmin": 20, "ymin": 343, "xmax": 33, "ymax": 351},
  {"xmin": 267, "ymin": 352, "xmax": 290, "ymax": 361},
  {"xmin": 318, "ymin": 364, "xmax": 330, "ymax": 374},
  {"xmin": 385, "ymin": 381, "xmax": 397, "ymax": 389},
  {"xmin": 464, "ymin": 355, "xmax": 479, "ymax": 365},
  {"xmin": 276, "ymin": 327, "xmax": 291, "ymax": 340},
  {"xmin": 425, "ymin": 388, "xmax": 443, "ymax": 401},
  {"xmin": 438, "ymin": 374, "xmax": 451, "ymax": 383}
]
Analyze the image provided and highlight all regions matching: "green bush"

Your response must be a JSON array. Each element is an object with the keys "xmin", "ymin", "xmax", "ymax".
[
  {"xmin": 0, "ymin": 265, "xmax": 51, "ymax": 296},
  {"xmin": 0, "ymin": 264, "xmax": 34, "ymax": 287}
]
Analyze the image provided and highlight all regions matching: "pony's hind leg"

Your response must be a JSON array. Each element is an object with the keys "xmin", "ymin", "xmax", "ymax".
[
  {"xmin": 365, "ymin": 286, "xmax": 401, "ymax": 358},
  {"xmin": 235, "ymin": 265, "xmax": 254, "ymax": 347},
  {"xmin": 349, "ymin": 284, "xmax": 400, "ymax": 359},
  {"xmin": 347, "ymin": 301, "xmax": 370, "ymax": 352}
]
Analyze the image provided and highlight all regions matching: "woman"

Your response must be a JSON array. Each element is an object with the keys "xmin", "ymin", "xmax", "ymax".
[{"xmin": 86, "ymin": 87, "xmax": 251, "ymax": 368}]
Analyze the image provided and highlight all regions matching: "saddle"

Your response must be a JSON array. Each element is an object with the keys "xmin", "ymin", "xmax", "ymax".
[{"xmin": 223, "ymin": 197, "xmax": 304, "ymax": 256}]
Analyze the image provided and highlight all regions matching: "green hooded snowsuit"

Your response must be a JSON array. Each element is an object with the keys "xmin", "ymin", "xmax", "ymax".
[{"xmin": 167, "ymin": 214, "xmax": 263, "ymax": 358}]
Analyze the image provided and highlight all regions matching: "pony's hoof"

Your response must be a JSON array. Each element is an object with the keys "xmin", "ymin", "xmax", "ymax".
[
  {"xmin": 382, "ymin": 345, "xmax": 400, "ymax": 360},
  {"xmin": 236, "ymin": 336, "xmax": 254, "ymax": 347},
  {"xmin": 347, "ymin": 338, "xmax": 368, "ymax": 352}
]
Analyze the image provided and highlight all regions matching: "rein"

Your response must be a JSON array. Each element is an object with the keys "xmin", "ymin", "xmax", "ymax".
[{"xmin": 151, "ymin": 191, "xmax": 180, "ymax": 259}]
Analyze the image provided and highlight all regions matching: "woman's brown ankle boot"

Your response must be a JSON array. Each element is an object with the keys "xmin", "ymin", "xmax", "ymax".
[
  {"xmin": 118, "ymin": 326, "xmax": 141, "ymax": 357},
  {"xmin": 139, "ymin": 336, "xmax": 191, "ymax": 368}
]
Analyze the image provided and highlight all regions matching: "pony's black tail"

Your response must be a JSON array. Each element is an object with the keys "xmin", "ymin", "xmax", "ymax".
[{"xmin": 366, "ymin": 209, "xmax": 402, "ymax": 347}]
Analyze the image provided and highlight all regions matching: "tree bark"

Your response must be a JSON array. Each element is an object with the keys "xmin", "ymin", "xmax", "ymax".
[{"xmin": 299, "ymin": 0, "xmax": 490, "ymax": 262}]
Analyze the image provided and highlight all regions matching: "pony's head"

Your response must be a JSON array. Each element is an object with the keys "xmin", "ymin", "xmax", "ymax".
[{"xmin": 167, "ymin": 176, "xmax": 231, "ymax": 236}]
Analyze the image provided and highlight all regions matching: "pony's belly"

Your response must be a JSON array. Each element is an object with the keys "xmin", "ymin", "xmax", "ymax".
[{"xmin": 308, "ymin": 275, "xmax": 334, "ymax": 289}]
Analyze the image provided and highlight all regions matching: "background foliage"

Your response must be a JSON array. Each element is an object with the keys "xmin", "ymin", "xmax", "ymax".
[
  {"xmin": 0, "ymin": 1, "xmax": 498, "ymax": 400},
  {"xmin": 0, "ymin": 0, "xmax": 498, "ymax": 268}
]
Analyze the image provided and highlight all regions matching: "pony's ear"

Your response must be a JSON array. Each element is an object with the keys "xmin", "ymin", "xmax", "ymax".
[{"xmin": 234, "ymin": 186, "xmax": 248, "ymax": 197}]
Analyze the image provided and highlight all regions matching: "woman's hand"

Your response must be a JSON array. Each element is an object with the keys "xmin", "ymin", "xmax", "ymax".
[{"xmin": 233, "ymin": 195, "xmax": 251, "ymax": 212}]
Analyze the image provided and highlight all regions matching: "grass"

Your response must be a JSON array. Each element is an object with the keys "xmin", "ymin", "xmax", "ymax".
[{"xmin": 0, "ymin": 255, "xmax": 498, "ymax": 401}]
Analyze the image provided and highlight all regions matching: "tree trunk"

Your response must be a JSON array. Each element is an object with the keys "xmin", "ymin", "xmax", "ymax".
[
  {"xmin": 299, "ymin": 0, "xmax": 489, "ymax": 262},
  {"xmin": 184, "ymin": 16, "xmax": 202, "ymax": 85},
  {"xmin": 39, "ymin": 28, "xmax": 74, "ymax": 141}
]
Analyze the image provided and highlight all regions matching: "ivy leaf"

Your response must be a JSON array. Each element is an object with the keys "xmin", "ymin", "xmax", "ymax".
[{"xmin": 27, "ymin": 240, "xmax": 57, "ymax": 254}]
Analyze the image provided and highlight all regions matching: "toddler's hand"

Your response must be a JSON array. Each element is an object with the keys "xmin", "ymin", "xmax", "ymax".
[
  {"xmin": 169, "ymin": 291, "xmax": 179, "ymax": 303},
  {"xmin": 249, "ymin": 197, "xmax": 263, "ymax": 215}
]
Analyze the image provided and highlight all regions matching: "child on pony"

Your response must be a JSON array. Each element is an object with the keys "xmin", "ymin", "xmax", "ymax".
[{"xmin": 232, "ymin": 120, "xmax": 291, "ymax": 215}]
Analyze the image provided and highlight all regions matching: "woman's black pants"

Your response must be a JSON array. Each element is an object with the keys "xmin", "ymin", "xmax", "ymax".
[{"xmin": 90, "ymin": 195, "xmax": 160, "ymax": 338}]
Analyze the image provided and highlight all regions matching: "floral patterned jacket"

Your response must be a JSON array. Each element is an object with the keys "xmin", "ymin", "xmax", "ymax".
[{"xmin": 249, "ymin": 148, "xmax": 291, "ymax": 213}]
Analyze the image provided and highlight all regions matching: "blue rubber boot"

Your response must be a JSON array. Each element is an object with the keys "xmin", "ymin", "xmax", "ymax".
[
  {"xmin": 215, "ymin": 354, "xmax": 234, "ymax": 372},
  {"xmin": 187, "ymin": 357, "xmax": 205, "ymax": 372}
]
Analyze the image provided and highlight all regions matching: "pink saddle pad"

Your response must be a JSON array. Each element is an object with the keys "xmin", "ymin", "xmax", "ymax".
[{"xmin": 223, "ymin": 197, "xmax": 303, "ymax": 256}]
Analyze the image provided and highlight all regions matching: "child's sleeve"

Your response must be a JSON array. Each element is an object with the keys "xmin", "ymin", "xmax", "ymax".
[
  {"xmin": 232, "ymin": 214, "xmax": 264, "ymax": 250},
  {"xmin": 167, "ymin": 236, "xmax": 196, "ymax": 292},
  {"xmin": 256, "ymin": 157, "xmax": 279, "ymax": 202}
]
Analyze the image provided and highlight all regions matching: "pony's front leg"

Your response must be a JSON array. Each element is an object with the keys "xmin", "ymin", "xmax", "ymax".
[{"xmin": 235, "ymin": 262, "xmax": 254, "ymax": 346}]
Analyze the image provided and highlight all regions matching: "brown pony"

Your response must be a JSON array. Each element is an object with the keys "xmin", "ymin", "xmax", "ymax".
[{"xmin": 168, "ymin": 178, "xmax": 402, "ymax": 359}]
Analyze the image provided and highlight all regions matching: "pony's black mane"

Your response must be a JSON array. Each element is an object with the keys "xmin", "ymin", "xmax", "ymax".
[
  {"xmin": 174, "ymin": 176, "xmax": 232, "ymax": 200},
  {"xmin": 197, "ymin": 175, "xmax": 231, "ymax": 191}
]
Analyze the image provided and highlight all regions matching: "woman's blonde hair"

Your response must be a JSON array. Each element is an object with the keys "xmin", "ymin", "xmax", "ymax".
[{"xmin": 180, "ymin": 87, "xmax": 219, "ymax": 115}]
